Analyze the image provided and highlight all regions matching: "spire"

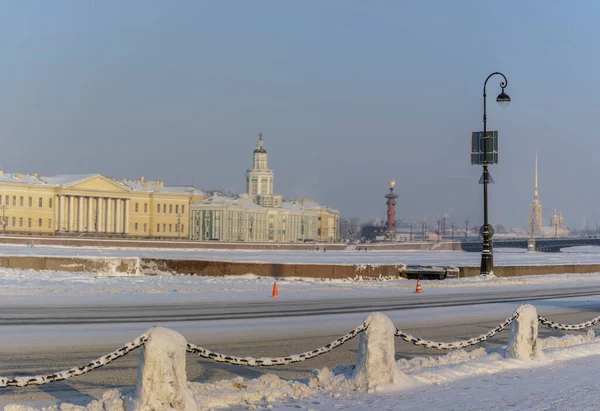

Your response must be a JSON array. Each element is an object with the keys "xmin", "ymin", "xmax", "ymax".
[
  {"xmin": 254, "ymin": 132, "xmax": 267, "ymax": 153},
  {"xmin": 534, "ymin": 151, "xmax": 539, "ymax": 199}
]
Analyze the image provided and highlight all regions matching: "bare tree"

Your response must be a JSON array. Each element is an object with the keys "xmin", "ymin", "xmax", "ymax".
[{"xmin": 347, "ymin": 217, "xmax": 361, "ymax": 240}]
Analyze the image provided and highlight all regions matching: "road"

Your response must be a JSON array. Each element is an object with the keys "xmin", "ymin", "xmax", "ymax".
[{"xmin": 2, "ymin": 287, "xmax": 600, "ymax": 407}]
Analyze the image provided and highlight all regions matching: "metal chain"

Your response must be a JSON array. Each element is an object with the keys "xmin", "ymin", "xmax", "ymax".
[
  {"xmin": 395, "ymin": 311, "xmax": 521, "ymax": 350},
  {"xmin": 0, "ymin": 333, "xmax": 148, "ymax": 388},
  {"xmin": 186, "ymin": 320, "xmax": 369, "ymax": 366},
  {"xmin": 538, "ymin": 315, "xmax": 600, "ymax": 331}
]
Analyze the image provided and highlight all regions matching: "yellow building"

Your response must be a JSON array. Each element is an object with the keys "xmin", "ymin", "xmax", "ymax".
[{"xmin": 0, "ymin": 172, "xmax": 204, "ymax": 238}]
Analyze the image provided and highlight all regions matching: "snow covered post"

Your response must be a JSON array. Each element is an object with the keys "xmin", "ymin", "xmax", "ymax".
[
  {"xmin": 135, "ymin": 327, "xmax": 197, "ymax": 411},
  {"xmin": 353, "ymin": 312, "xmax": 410, "ymax": 390},
  {"xmin": 506, "ymin": 304, "xmax": 542, "ymax": 360}
]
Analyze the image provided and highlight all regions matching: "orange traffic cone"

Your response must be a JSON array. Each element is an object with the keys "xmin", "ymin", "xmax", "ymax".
[
  {"xmin": 271, "ymin": 282, "xmax": 279, "ymax": 298},
  {"xmin": 415, "ymin": 279, "xmax": 423, "ymax": 293}
]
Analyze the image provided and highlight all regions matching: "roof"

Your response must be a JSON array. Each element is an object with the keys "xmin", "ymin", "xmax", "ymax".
[
  {"xmin": 121, "ymin": 180, "xmax": 204, "ymax": 195},
  {"xmin": 0, "ymin": 172, "xmax": 204, "ymax": 195},
  {"xmin": 193, "ymin": 194, "xmax": 339, "ymax": 215}
]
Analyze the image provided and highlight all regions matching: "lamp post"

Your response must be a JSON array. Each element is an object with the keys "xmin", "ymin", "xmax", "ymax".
[
  {"xmin": 465, "ymin": 218, "xmax": 469, "ymax": 240},
  {"xmin": 0, "ymin": 205, "xmax": 7, "ymax": 233},
  {"xmin": 480, "ymin": 72, "xmax": 511, "ymax": 276}
]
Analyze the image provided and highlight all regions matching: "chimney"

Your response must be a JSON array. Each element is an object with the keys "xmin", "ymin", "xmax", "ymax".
[
  {"xmin": 141, "ymin": 176, "xmax": 144, "ymax": 183},
  {"xmin": 15, "ymin": 173, "xmax": 22, "ymax": 179}
]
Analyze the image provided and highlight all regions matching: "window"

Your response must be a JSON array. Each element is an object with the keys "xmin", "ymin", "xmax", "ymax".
[
  {"xmin": 49, "ymin": 198, "xmax": 53, "ymax": 208},
  {"xmin": 12, "ymin": 217, "xmax": 15, "ymax": 227},
  {"xmin": 175, "ymin": 205, "xmax": 179, "ymax": 214},
  {"xmin": 163, "ymin": 204, "xmax": 166, "ymax": 213},
  {"xmin": 144, "ymin": 203, "xmax": 147, "ymax": 213},
  {"xmin": 135, "ymin": 203, "xmax": 139, "ymax": 212},
  {"xmin": 181, "ymin": 224, "xmax": 184, "ymax": 233},
  {"xmin": 157, "ymin": 223, "xmax": 160, "ymax": 232},
  {"xmin": 48, "ymin": 219, "xmax": 52, "ymax": 229},
  {"xmin": 28, "ymin": 197, "xmax": 32, "ymax": 207},
  {"xmin": 28, "ymin": 218, "xmax": 32, "ymax": 228},
  {"xmin": 157, "ymin": 204, "xmax": 160, "ymax": 213},
  {"xmin": 38, "ymin": 218, "xmax": 42, "ymax": 228},
  {"xmin": 169, "ymin": 224, "xmax": 172, "ymax": 232},
  {"xmin": 19, "ymin": 196, "xmax": 23, "ymax": 206},
  {"xmin": 143, "ymin": 223, "xmax": 147, "ymax": 232},
  {"xmin": 19, "ymin": 217, "xmax": 23, "ymax": 227},
  {"xmin": 182, "ymin": 205, "xmax": 185, "ymax": 214},
  {"xmin": 169, "ymin": 204, "xmax": 173, "ymax": 214},
  {"xmin": 39, "ymin": 197, "xmax": 43, "ymax": 208},
  {"xmin": 163, "ymin": 223, "xmax": 166, "ymax": 232},
  {"xmin": 134, "ymin": 222, "xmax": 138, "ymax": 232}
]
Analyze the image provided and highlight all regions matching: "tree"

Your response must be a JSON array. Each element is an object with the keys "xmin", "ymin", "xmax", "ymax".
[
  {"xmin": 339, "ymin": 217, "xmax": 361, "ymax": 241},
  {"xmin": 203, "ymin": 188, "xmax": 239, "ymax": 198}
]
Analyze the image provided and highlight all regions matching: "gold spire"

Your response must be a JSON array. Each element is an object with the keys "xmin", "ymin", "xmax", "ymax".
[{"xmin": 534, "ymin": 151, "xmax": 539, "ymax": 199}]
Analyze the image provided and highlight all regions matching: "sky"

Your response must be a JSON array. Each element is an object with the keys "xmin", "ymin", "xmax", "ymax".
[{"xmin": 0, "ymin": 1, "xmax": 599, "ymax": 230}]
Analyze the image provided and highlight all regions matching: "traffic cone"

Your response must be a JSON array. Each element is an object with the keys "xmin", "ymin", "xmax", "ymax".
[
  {"xmin": 415, "ymin": 279, "xmax": 423, "ymax": 293},
  {"xmin": 271, "ymin": 282, "xmax": 279, "ymax": 298}
]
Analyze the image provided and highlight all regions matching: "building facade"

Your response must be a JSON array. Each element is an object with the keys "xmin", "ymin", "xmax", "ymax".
[
  {"xmin": 190, "ymin": 135, "xmax": 339, "ymax": 242},
  {"xmin": 0, "ymin": 172, "xmax": 204, "ymax": 238}
]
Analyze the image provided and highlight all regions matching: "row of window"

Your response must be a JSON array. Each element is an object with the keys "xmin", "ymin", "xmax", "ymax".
[
  {"xmin": 130, "ymin": 222, "xmax": 186, "ymax": 233},
  {"xmin": 0, "ymin": 216, "xmax": 52, "ymax": 229},
  {"xmin": 0, "ymin": 195, "xmax": 53, "ymax": 209},
  {"xmin": 132, "ymin": 202, "xmax": 185, "ymax": 215}
]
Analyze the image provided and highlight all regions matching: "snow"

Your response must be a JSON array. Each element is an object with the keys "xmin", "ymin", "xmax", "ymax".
[
  {"xmin": 505, "ymin": 304, "xmax": 542, "ymax": 360},
  {"xmin": 8, "ymin": 332, "xmax": 600, "ymax": 410},
  {"xmin": 135, "ymin": 327, "xmax": 196, "ymax": 411},
  {"xmin": 352, "ymin": 313, "xmax": 410, "ymax": 390},
  {"xmin": 3, "ymin": 244, "xmax": 600, "ymax": 266}
]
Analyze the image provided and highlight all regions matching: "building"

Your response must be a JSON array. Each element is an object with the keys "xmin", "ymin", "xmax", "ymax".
[
  {"xmin": 190, "ymin": 134, "xmax": 339, "ymax": 242},
  {"xmin": 528, "ymin": 152, "xmax": 543, "ymax": 236},
  {"xmin": 527, "ymin": 153, "xmax": 568, "ymax": 237},
  {"xmin": 0, "ymin": 172, "xmax": 204, "ymax": 238}
]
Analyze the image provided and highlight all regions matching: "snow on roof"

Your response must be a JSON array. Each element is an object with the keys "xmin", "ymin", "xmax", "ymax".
[
  {"xmin": 121, "ymin": 179, "xmax": 204, "ymax": 195},
  {"xmin": 192, "ymin": 195, "xmax": 263, "ymax": 209},
  {"xmin": 41, "ymin": 174, "xmax": 99, "ymax": 186},
  {"xmin": 0, "ymin": 171, "xmax": 204, "ymax": 195}
]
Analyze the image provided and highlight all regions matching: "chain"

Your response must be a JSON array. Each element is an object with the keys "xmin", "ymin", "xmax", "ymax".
[
  {"xmin": 0, "ymin": 333, "xmax": 148, "ymax": 388},
  {"xmin": 395, "ymin": 311, "xmax": 520, "ymax": 350},
  {"xmin": 538, "ymin": 315, "xmax": 600, "ymax": 331},
  {"xmin": 186, "ymin": 320, "xmax": 369, "ymax": 366}
]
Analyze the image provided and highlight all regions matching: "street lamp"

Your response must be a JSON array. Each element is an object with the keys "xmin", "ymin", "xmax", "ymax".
[{"xmin": 480, "ymin": 72, "xmax": 510, "ymax": 276}]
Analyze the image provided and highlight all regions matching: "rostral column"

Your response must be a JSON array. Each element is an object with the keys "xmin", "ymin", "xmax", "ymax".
[{"xmin": 385, "ymin": 180, "xmax": 398, "ymax": 235}]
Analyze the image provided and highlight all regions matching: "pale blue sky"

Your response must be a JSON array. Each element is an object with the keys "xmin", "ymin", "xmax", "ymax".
[{"xmin": 0, "ymin": 1, "xmax": 598, "ymax": 229}]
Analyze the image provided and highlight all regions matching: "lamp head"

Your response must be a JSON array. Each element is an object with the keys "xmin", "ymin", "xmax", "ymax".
[{"xmin": 496, "ymin": 88, "xmax": 511, "ymax": 108}]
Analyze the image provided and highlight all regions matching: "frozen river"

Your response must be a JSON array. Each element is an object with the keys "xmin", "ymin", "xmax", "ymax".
[{"xmin": 1, "ymin": 243, "xmax": 600, "ymax": 266}]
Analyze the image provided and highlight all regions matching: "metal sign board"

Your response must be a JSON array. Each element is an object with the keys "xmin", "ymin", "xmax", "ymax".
[
  {"xmin": 478, "ymin": 172, "xmax": 494, "ymax": 184},
  {"xmin": 471, "ymin": 131, "xmax": 498, "ymax": 165}
]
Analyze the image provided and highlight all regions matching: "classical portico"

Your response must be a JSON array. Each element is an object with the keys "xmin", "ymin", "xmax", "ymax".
[{"xmin": 57, "ymin": 195, "xmax": 131, "ymax": 234}]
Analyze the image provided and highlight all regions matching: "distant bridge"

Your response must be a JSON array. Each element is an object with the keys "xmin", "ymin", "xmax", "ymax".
[{"xmin": 460, "ymin": 237, "xmax": 600, "ymax": 253}]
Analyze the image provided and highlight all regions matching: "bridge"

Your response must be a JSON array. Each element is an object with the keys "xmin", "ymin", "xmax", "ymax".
[{"xmin": 460, "ymin": 237, "xmax": 600, "ymax": 252}]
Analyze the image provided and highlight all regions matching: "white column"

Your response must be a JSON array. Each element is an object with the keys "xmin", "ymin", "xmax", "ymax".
[
  {"xmin": 87, "ymin": 197, "xmax": 93, "ymax": 232},
  {"xmin": 68, "ymin": 196, "xmax": 74, "ymax": 231},
  {"xmin": 116, "ymin": 199, "xmax": 122, "ymax": 233},
  {"xmin": 59, "ymin": 196, "xmax": 65, "ymax": 231},
  {"xmin": 106, "ymin": 198, "xmax": 112, "ymax": 233},
  {"xmin": 97, "ymin": 198, "xmax": 103, "ymax": 233},
  {"xmin": 78, "ymin": 196, "xmax": 84, "ymax": 232},
  {"xmin": 55, "ymin": 196, "xmax": 60, "ymax": 232},
  {"xmin": 124, "ymin": 199, "xmax": 130, "ymax": 235}
]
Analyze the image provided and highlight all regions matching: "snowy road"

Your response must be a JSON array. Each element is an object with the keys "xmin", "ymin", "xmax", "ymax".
[
  {"xmin": 1, "ymin": 298, "xmax": 599, "ymax": 409},
  {"xmin": 3, "ymin": 285, "xmax": 600, "ymax": 325}
]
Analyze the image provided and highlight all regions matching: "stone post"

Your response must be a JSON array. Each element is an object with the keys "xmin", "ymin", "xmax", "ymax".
[
  {"xmin": 352, "ymin": 312, "xmax": 411, "ymax": 390},
  {"xmin": 505, "ymin": 304, "xmax": 542, "ymax": 360},
  {"xmin": 135, "ymin": 327, "xmax": 197, "ymax": 411}
]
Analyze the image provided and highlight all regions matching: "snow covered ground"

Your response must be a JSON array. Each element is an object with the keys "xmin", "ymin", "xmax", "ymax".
[
  {"xmin": 5, "ymin": 329, "xmax": 600, "ymax": 410},
  {"xmin": 2, "ymin": 243, "xmax": 600, "ymax": 266}
]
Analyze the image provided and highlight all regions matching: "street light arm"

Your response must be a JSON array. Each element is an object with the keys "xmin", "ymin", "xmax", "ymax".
[{"xmin": 484, "ymin": 72, "xmax": 508, "ymax": 95}]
